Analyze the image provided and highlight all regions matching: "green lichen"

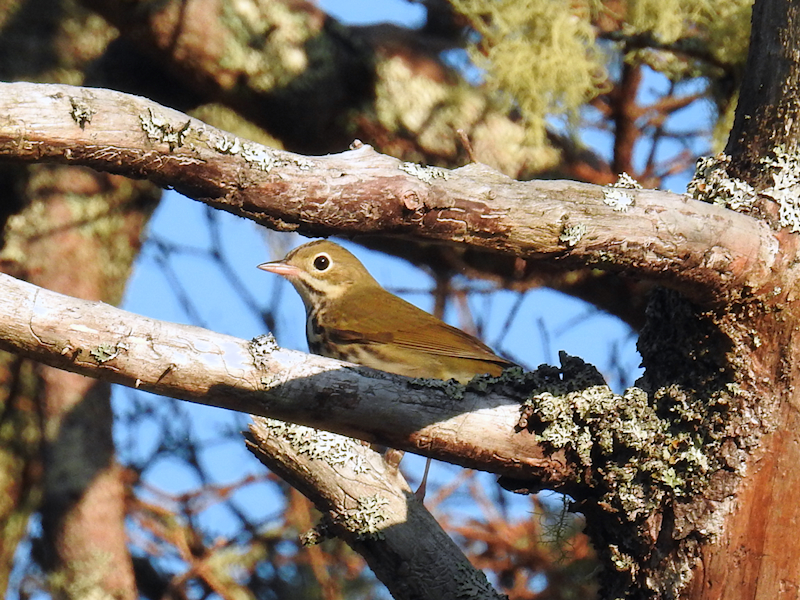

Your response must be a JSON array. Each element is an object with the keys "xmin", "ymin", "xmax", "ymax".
[
  {"xmin": 399, "ymin": 162, "xmax": 449, "ymax": 184},
  {"xmin": 522, "ymin": 352, "xmax": 728, "ymax": 539},
  {"xmin": 206, "ymin": 129, "xmax": 314, "ymax": 173},
  {"xmin": 604, "ymin": 175, "xmax": 639, "ymax": 211},
  {"xmin": 760, "ymin": 145, "xmax": 800, "ymax": 232},
  {"xmin": 559, "ymin": 222, "xmax": 587, "ymax": 247},
  {"xmin": 537, "ymin": 380, "xmax": 720, "ymax": 517},
  {"xmin": 90, "ymin": 343, "xmax": 124, "ymax": 363},
  {"xmin": 531, "ymin": 383, "xmax": 709, "ymax": 595},
  {"xmin": 338, "ymin": 494, "xmax": 389, "ymax": 540},
  {"xmin": 517, "ymin": 343, "xmax": 741, "ymax": 599},
  {"xmin": 240, "ymin": 142, "xmax": 279, "ymax": 172},
  {"xmin": 608, "ymin": 543, "xmax": 637, "ymax": 574},
  {"xmin": 263, "ymin": 418, "xmax": 368, "ymax": 474},
  {"xmin": 685, "ymin": 153, "xmax": 756, "ymax": 211},
  {"xmin": 69, "ymin": 96, "xmax": 94, "ymax": 129},
  {"xmin": 249, "ymin": 334, "xmax": 279, "ymax": 365},
  {"xmin": 604, "ymin": 189, "xmax": 634, "ymax": 212},
  {"xmin": 451, "ymin": 0, "xmax": 606, "ymax": 148},
  {"xmin": 300, "ymin": 516, "xmax": 335, "ymax": 547},
  {"xmin": 613, "ymin": 172, "xmax": 643, "ymax": 190},
  {"xmin": 376, "ymin": 57, "xmax": 455, "ymax": 148},
  {"xmin": 139, "ymin": 108, "xmax": 191, "ymax": 150},
  {"xmin": 529, "ymin": 379, "xmax": 713, "ymax": 518}
]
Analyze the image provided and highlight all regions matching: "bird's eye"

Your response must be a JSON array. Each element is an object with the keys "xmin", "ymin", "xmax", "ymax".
[{"xmin": 313, "ymin": 254, "xmax": 330, "ymax": 271}]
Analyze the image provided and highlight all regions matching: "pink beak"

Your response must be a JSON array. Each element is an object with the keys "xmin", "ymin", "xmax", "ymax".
[{"xmin": 257, "ymin": 262, "xmax": 301, "ymax": 278}]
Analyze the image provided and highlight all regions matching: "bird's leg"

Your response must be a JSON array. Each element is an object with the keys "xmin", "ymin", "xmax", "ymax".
[
  {"xmin": 415, "ymin": 457, "xmax": 432, "ymax": 501},
  {"xmin": 383, "ymin": 448, "xmax": 429, "ymax": 501}
]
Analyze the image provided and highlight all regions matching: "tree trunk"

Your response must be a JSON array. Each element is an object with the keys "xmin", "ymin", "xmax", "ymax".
[{"xmin": 0, "ymin": 164, "xmax": 158, "ymax": 599}]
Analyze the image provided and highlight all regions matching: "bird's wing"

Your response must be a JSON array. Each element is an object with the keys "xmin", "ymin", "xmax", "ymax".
[{"xmin": 326, "ymin": 297, "xmax": 514, "ymax": 366}]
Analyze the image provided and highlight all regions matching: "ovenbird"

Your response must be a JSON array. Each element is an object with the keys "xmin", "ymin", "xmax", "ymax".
[
  {"xmin": 257, "ymin": 240, "xmax": 514, "ymax": 383},
  {"xmin": 258, "ymin": 239, "xmax": 515, "ymax": 497}
]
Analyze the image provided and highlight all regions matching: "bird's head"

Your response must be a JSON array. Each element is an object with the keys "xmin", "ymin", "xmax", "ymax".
[{"xmin": 258, "ymin": 240, "xmax": 379, "ymax": 307}]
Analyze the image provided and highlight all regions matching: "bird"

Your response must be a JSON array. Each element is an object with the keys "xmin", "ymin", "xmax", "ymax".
[{"xmin": 257, "ymin": 239, "xmax": 515, "ymax": 497}]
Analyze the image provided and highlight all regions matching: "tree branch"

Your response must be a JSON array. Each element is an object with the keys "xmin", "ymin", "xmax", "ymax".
[
  {"xmin": 246, "ymin": 419, "xmax": 506, "ymax": 600},
  {"xmin": 0, "ymin": 270, "xmax": 570, "ymax": 485},
  {"xmin": 0, "ymin": 82, "xmax": 780, "ymax": 306}
]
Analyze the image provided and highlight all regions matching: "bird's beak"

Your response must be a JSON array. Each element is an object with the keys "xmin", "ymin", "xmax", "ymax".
[{"xmin": 257, "ymin": 261, "xmax": 301, "ymax": 278}]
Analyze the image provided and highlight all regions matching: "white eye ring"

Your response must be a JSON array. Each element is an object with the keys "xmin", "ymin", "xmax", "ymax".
[{"xmin": 313, "ymin": 253, "xmax": 331, "ymax": 271}]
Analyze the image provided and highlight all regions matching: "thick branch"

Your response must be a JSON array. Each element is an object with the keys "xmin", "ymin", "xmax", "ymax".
[
  {"xmin": 0, "ymin": 82, "xmax": 781, "ymax": 306},
  {"xmin": 246, "ymin": 419, "xmax": 505, "ymax": 600},
  {"xmin": 0, "ymin": 271, "xmax": 568, "ymax": 485}
]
